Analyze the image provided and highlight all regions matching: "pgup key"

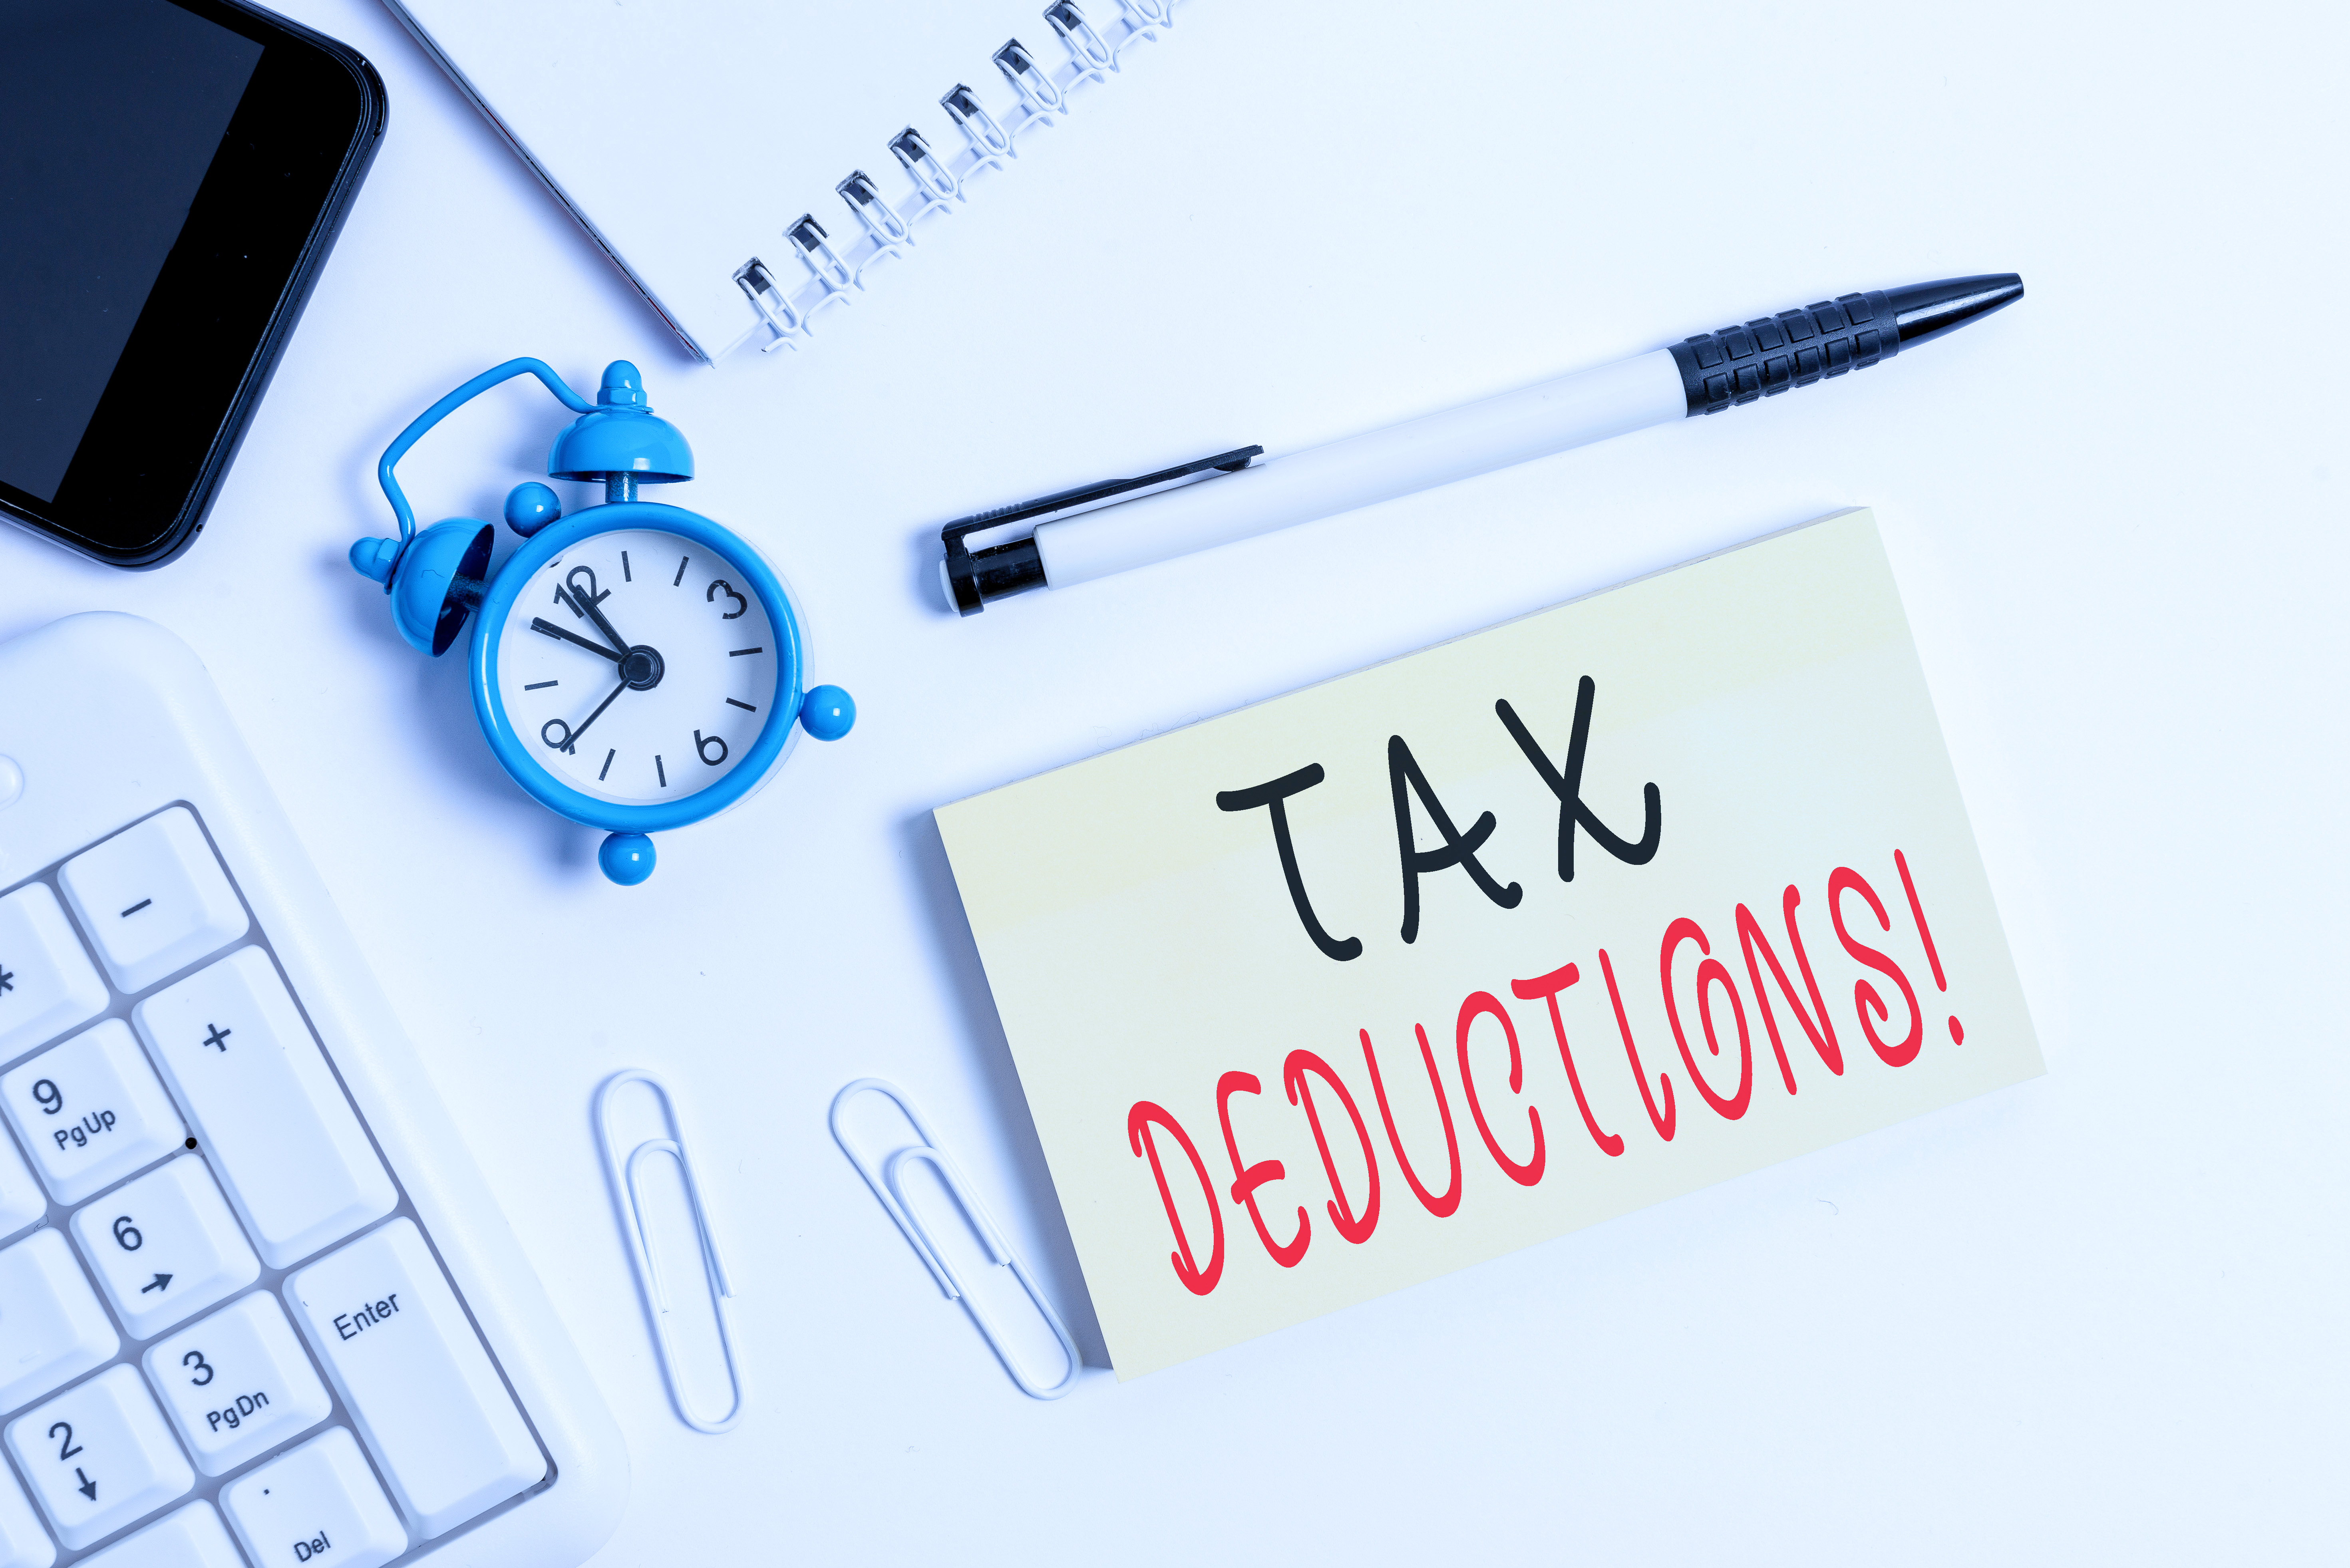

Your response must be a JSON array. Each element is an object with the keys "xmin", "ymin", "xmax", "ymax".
[{"xmin": 0, "ymin": 1021, "xmax": 187, "ymax": 1206}]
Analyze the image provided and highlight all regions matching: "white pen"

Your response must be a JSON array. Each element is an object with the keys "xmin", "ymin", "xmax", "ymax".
[{"xmin": 939, "ymin": 274, "xmax": 2022, "ymax": 614}]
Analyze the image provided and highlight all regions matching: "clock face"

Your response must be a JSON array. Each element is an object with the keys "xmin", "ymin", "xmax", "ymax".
[{"xmin": 492, "ymin": 527, "xmax": 781, "ymax": 805}]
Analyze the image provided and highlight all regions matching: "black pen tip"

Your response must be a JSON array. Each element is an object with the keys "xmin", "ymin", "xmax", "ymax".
[{"xmin": 1886, "ymin": 273, "xmax": 2024, "ymax": 351}]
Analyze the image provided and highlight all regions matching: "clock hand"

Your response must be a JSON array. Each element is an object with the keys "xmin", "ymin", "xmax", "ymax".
[
  {"xmin": 563, "ymin": 573, "xmax": 636, "ymax": 658},
  {"xmin": 530, "ymin": 617, "xmax": 622, "ymax": 662},
  {"xmin": 563, "ymin": 680, "xmax": 629, "ymax": 750}
]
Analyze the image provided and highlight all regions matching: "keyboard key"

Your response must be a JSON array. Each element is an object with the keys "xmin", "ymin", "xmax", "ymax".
[
  {"xmin": 222, "ymin": 1428, "xmax": 408, "ymax": 1568},
  {"xmin": 0, "ymin": 1127, "xmax": 43, "ymax": 1239},
  {"xmin": 132, "ymin": 948, "xmax": 394, "ymax": 1270},
  {"xmin": 0, "ymin": 1022, "xmax": 187, "ymax": 1206},
  {"xmin": 0, "ymin": 884, "xmax": 109, "ymax": 1064},
  {"xmin": 4, "ymin": 1364, "xmax": 193, "ymax": 1550},
  {"xmin": 143, "ymin": 1293, "xmax": 332, "ymax": 1476},
  {"xmin": 72, "ymin": 1157, "xmax": 258, "ymax": 1340},
  {"xmin": 75, "ymin": 1502, "xmax": 241, "ymax": 1568},
  {"xmin": 286, "ymin": 1220, "xmax": 542, "ymax": 1538},
  {"xmin": 0, "ymin": 1229, "xmax": 118, "ymax": 1414},
  {"xmin": 57, "ymin": 809, "xmax": 248, "ymax": 997},
  {"xmin": 0, "ymin": 1460, "xmax": 54, "ymax": 1568}
]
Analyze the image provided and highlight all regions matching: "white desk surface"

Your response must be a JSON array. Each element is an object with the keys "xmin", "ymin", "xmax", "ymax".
[{"xmin": 5, "ymin": 1, "xmax": 2343, "ymax": 1561}]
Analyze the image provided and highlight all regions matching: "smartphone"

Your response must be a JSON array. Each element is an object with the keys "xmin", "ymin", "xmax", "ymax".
[{"xmin": 0, "ymin": 0, "xmax": 385, "ymax": 568}]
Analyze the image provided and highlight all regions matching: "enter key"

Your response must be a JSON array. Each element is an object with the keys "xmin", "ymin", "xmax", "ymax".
[{"xmin": 284, "ymin": 1220, "xmax": 544, "ymax": 1539}]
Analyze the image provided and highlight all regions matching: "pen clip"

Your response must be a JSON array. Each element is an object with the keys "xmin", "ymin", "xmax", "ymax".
[{"xmin": 939, "ymin": 445, "xmax": 1261, "ymax": 616}]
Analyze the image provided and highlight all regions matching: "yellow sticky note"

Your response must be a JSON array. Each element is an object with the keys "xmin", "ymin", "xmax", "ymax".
[{"xmin": 936, "ymin": 509, "xmax": 2042, "ymax": 1379}]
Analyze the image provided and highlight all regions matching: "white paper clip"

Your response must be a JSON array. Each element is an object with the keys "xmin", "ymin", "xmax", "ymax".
[
  {"xmin": 1045, "ymin": 2, "xmax": 1118, "ymax": 82},
  {"xmin": 830, "ymin": 1078, "xmax": 1081, "ymax": 1400},
  {"xmin": 596, "ymin": 1069, "xmax": 746, "ymax": 1434},
  {"xmin": 940, "ymin": 83, "xmax": 1015, "ymax": 172},
  {"xmin": 993, "ymin": 39, "xmax": 1068, "ymax": 125}
]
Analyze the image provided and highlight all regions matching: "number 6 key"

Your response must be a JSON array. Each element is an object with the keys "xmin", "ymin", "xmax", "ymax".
[{"xmin": 69, "ymin": 1155, "xmax": 259, "ymax": 1340}]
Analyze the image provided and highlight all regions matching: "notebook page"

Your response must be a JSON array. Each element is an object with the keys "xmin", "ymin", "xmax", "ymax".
[{"xmin": 386, "ymin": 0, "xmax": 1092, "ymax": 358}]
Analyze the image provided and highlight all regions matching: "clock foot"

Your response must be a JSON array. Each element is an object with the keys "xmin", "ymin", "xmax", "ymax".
[{"xmin": 599, "ymin": 832, "xmax": 656, "ymax": 886}]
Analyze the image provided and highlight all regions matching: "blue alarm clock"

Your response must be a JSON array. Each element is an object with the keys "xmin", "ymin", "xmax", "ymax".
[{"xmin": 349, "ymin": 358, "xmax": 853, "ymax": 886}]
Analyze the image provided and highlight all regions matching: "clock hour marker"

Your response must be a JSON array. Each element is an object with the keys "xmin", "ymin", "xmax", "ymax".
[
  {"xmin": 599, "ymin": 749, "xmax": 615, "ymax": 781},
  {"xmin": 656, "ymin": 755, "xmax": 668, "ymax": 788},
  {"xmin": 728, "ymin": 647, "xmax": 763, "ymax": 657},
  {"xmin": 524, "ymin": 680, "xmax": 558, "ymax": 691},
  {"xmin": 726, "ymin": 698, "xmax": 757, "ymax": 712},
  {"xmin": 673, "ymin": 555, "xmax": 689, "ymax": 586},
  {"xmin": 621, "ymin": 550, "xmax": 632, "ymax": 582}
]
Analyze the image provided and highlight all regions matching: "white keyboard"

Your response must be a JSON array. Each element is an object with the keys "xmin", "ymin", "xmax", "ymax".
[{"xmin": 0, "ymin": 616, "xmax": 624, "ymax": 1568}]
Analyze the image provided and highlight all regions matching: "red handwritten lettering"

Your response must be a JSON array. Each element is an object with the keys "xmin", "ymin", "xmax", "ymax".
[
  {"xmin": 1455, "ymin": 991, "xmax": 1545, "ymax": 1186},
  {"xmin": 1736, "ymin": 887, "xmax": 1843, "ymax": 1086},
  {"xmin": 1218, "ymin": 1072, "xmax": 1310, "ymax": 1267},
  {"xmin": 1127, "ymin": 1101, "xmax": 1224, "ymax": 1296},
  {"xmin": 1829, "ymin": 867, "xmax": 1923, "ymax": 1066},
  {"xmin": 1359, "ymin": 1026, "xmax": 1464, "ymax": 1217},
  {"xmin": 1600, "ymin": 948, "xmax": 1677, "ymax": 1141},
  {"xmin": 1129, "ymin": 854, "xmax": 1968, "ymax": 1297},
  {"xmin": 1660, "ymin": 918, "xmax": 1753, "ymax": 1120},
  {"xmin": 1509, "ymin": 962, "xmax": 1624, "ymax": 1157},
  {"xmin": 1283, "ymin": 1051, "xmax": 1381, "ymax": 1244}
]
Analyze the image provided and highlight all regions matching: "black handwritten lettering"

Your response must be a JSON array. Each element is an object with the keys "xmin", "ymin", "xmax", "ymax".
[
  {"xmin": 1495, "ymin": 676, "xmax": 1662, "ymax": 882},
  {"xmin": 1387, "ymin": 736, "xmax": 1521, "ymax": 943},
  {"xmin": 1216, "ymin": 765, "xmax": 1362, "ymax": 963}
]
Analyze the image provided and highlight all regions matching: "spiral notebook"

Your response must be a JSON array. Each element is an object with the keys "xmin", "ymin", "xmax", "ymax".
[{"xmin": 384, "ymin": 0, "xmax": 1184, "ymax": 363}]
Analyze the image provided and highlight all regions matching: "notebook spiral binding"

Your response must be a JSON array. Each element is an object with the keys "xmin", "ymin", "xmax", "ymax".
[{"xmin": 731, "ymin": 0, "xmax": 1183, "ymax": 356}]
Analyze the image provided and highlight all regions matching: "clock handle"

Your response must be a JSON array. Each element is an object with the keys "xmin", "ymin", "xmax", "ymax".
[{"xmin": 373, "ymin": 358, "xmax": 595, "ymax": 543}]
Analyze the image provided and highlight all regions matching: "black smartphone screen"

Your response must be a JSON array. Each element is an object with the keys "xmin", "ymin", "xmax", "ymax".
[
  {"xmin": 2, "ymin": 2, "xmax": 263, "ymax": 503},
  {"xmin": 0, "ymin": 0, "xmax": 382, "ymax": 567}
]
